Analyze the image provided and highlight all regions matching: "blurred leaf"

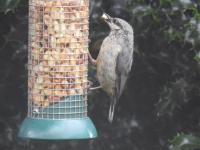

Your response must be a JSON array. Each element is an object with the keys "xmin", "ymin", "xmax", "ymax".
[
  {"xmin": 194, "ymin": 52, "xmax": 200, "ymax": 64},
  {"xmin": 170, "ymin": 133, "xmax": 200, "ymax": 150},
  {"xmin": 156, "ymin": 78, "xmax": 188, "ymax": 116},
  {"xmin": 160, "ymin": 0, "xmax": 174, "ymax": 8},
  {"xmin": 0, "ymin": 0, "xmax": 21, "ymax": 13}
]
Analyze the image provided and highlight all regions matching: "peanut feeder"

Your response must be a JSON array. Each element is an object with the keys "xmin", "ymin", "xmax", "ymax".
[{"xmin": 18, "ymin": 0, "xmax": 97, "ymax": 140}]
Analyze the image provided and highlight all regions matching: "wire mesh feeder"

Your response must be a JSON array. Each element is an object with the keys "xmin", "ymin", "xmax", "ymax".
[{"xmin": 18, "ymin": 0, "xmax": 97, "ymax": 140}]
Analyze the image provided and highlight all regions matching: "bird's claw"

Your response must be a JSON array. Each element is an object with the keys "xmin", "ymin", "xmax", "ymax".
[{"xmin": 87, "ymin": 80, "xmax": 102, "ymax": 91}]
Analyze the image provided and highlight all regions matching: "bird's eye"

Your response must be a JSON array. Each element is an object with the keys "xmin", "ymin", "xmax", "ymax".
[
  {"xmin": 113, "ymin": 19, "xmax": 118, "ymax": 24},
  {"xmin": 113, "ymin": 19, "xmax": 122, "ymax": 29}
]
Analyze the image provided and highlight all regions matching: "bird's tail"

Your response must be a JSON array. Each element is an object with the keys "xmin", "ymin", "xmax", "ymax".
[{"xmin": 108, "ymin": 97, "xmax": 117, "ymax": 123}]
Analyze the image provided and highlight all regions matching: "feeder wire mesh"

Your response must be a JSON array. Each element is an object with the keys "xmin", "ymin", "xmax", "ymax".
[{"xmin": 28, "ymin": 0, "xmax": 89, "ymax": 119}]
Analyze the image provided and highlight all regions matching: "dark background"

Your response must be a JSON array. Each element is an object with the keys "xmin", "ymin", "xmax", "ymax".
[{"xmin": 1, "ymin": 0, "xmax": 200, "ymax": 150}]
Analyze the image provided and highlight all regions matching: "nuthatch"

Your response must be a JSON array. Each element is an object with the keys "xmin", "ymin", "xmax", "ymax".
[{"xmin": 89, "ymin": 13, "xmax": 134, "ymax": 123}]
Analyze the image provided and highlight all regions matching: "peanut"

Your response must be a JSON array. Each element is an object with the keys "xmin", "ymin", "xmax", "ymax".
[{"xmin": 30, "ymin": 0, "xmax": 89, "ymax": 107}]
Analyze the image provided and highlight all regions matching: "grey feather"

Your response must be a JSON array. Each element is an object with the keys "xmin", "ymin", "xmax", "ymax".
[{"xmin": 96, "ymin": 14, "xmax": 134, "ymax": 123}]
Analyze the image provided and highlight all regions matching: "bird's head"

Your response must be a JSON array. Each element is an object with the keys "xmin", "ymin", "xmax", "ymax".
[{"xmin": 101, "ymin": 13, "xmax": 133, "ymax": 34}]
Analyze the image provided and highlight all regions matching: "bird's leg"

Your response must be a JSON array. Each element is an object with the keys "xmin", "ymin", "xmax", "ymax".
[
  {"xmin": 88, "ymin": 51, "xmax": 97, "ymax": 66},
  {"xmin": 88, "ymin": 80, "xmax": 102, "ymax": 91},
  {"xmin": 89, "ymin": 86, "xmax": 102, "ymax": 91}
]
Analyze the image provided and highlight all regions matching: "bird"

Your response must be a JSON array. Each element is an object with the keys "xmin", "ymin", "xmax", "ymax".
[{"xmin": 88, "ymin": 13, "xmax": 134, "ymax": 123}]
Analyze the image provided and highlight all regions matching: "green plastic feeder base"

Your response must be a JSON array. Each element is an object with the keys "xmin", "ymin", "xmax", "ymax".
[{"xmin": 18, "ymin": 117, "xmax": 97, "ymax": 140}]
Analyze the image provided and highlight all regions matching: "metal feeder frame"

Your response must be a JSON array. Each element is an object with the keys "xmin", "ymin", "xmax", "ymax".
[{"xmin": 18, "ymin": 0, "xmax": 97, "ymax": 140}]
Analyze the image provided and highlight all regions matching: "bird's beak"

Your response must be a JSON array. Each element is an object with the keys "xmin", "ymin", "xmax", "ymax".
[{"xmin": 101, "ymin": 13, "xmax": 111, "ymax": 23}]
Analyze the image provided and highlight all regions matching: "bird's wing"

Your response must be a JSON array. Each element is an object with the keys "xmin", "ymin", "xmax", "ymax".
[{"xmin": 115, "ymin": 45, "xmax": 133, "ymax": 99}]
